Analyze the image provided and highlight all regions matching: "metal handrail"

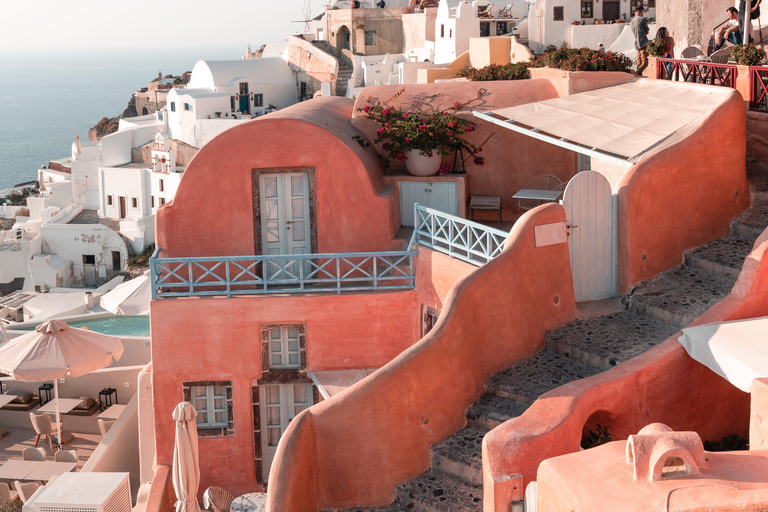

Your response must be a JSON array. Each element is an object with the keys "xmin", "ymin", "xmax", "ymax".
[
  {"xmin": 409, "ymin": 203, "xmax": 508, "ymax": 266},
  {"xmin": 657, "ymin": 58, "xmax": 738, "ymax": 88},
  {"xmin": 150, "ymin": 247, "xmax": 416, "ymax": 299}
]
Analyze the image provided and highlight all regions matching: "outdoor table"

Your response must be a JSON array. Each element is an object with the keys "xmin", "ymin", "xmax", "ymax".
[
  {"xmin": 512, "ymin": 189, "xmax": 563, "ymax": 202},
  {"xmin": 0, "ymin": 460, "xmax": 76, "ymax": 482},
  {"xmin": 0, "ymin": 394, "xmax": 19, "ymax": 408},
  {"xmin": 231, "ymin": 492, "xmax": 267, "ymax": 512},
  {"xmin": 98, "ymin": 404, "xmax": 126, "ymax": 420},
  {"xmin": 36, "ymin": 398, "xmax": 84, "ymax": 415}
]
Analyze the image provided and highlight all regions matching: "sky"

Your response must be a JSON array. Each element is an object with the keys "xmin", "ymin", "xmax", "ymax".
[{"xmin": 1, "ymin": 0, "xmax": 330, "ymax": 54}]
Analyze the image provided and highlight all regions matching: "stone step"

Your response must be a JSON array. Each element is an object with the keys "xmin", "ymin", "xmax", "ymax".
[
  {"xmin": 545, "ymin": 310, "xmax": 679, "ymax": 371},
  {"xmin": 466, "ymin": 393, "xmax": 528, "ymax": 431},
  {"xmin": 485, "ymin": 350, "xmax": 600, "ymax": 404},
  {"xmin": 685, "ymin": 234, "xmax": 757, "ymax": 281},
  {"xmin": 430, "ymin": 427, "xmax": 485, "ymax": 486},
  {"xmin": 395, "ymin": 470, "xmax": 483, "ymax": 512},
  {"xmin": 629, "ymin": 265, "xmax": 734, "ymax": 329},
  {"xmin": 731, "ymin": 199, "xmax": 768, "ymax": 241}
]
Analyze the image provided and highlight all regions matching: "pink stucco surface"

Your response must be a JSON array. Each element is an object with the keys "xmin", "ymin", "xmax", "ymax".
[
  {"xmin": 482, "ymin": 226, "xmax": 768, "ymax": 511},
  {"xmin": 156, "ymin": 97, "xmax": 402, "ymax": 258},
  {"xmin": 265, "ymin": 204, "xmax": 577, "ymax": 511}
]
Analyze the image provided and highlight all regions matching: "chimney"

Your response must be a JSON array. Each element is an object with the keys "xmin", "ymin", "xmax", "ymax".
[{"xmin": 84, "ymin": 291, "xmax": 95, "ymax": 309}]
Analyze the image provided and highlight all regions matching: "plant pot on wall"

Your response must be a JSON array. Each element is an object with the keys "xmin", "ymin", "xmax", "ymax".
[{"xmin": 405, "ymin": 149, "xmax": 441, "ymax": 176}]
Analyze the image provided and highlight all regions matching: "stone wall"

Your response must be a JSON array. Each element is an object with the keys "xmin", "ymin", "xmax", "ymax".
[
  {"xmin": 134, "ymin": 89, "xmax": 169, "ymax": 116},
  {"xmin": 285, "ymin": 36, "xmax": 339, "ymax": 100},
  {"xmin": 327, "ymin": 8, "xmax": 405, "ymax": 56},
  {"xmin": 0, "ymin": 277, "xmax": 24, "ymax": 297},
  {"xmin": 657, "ymin": 0, "xmax": 731, "ymax": 52}
]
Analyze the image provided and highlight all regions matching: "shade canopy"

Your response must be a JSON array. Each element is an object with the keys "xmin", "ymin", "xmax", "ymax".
[
  {"xmin": 172, "ymin": 402, "xmax": 201, "ymax": 512},
  {"xmin": 678, "ymin": 316, "xmax": 768, "ymax": 393},
  {"xmin": 474, "ymin": 81, "xmax": 737, "ymax": 167},
  {"xmin": 0, "ymin": 319, "xmax": 124, "ymax": 382},
  {"xmin": 100, "ymin": 275, "xmax": 151, "ymax": 316}
]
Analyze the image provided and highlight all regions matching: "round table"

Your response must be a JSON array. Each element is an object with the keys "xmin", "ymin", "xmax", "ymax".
[{"xmin": 230, "ymin": 492, "xmax": 266, "ymax": 512}]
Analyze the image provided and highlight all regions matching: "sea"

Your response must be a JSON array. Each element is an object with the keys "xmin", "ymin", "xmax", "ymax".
[{"xmin": 0, "ymin": 47, "xmax": 244, "ymax": 191}]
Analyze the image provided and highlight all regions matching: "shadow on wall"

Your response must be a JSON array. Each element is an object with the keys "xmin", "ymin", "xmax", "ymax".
[{"xmin": 266, "ymin": 203, "xmax": 578, "ymax": 511}]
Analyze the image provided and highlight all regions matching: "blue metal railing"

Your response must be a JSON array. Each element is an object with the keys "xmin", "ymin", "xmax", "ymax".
[
  {"xmin": 409, "ymin": 203, "xmax": 508, "ymax": 266},
  {"xmin": 150, "ymin": 246, "xmax": 416, "ymax": 299}
]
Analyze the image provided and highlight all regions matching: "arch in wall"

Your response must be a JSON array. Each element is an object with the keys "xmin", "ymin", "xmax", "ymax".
[
  {"xmin": 336, "ymin": 25, "xmax": 351, "ymax": 51},
  {"xmin": 142, "ymin": 107, "xmax": 149, "ymax": 115}
]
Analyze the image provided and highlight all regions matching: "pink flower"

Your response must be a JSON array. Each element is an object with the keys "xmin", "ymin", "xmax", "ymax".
[
  {"xmin": 453, "ymin": 102, "xmax": 462, "ymax": 108},
  {"xmin": 404, "ymin": 137, "xmax": 411, "ymax": 144},
  {"xmin": 438, "ymin": 163, "xmax": 450, "ymax": 174},
  {"xmin": 473, "ymin": 147, "xmax": 482, "ymax": 154},
  {"xmin": 418, "ymin": 124, "xmax": 428, "ymax": 132},
  {"xmin": 402, "ymin": 113, "xmax": 409, "ymax": 119},
  {"xmin": 384, "ymin": 122, "xmax": 390, "ymax": 128},
  {"xmin": 447, "ymin": 121, "xmax": 457, "ymax": 128},
  {"xmin": 382, "ymin": 108, "xmax": 391, "ymax": 116},
  {"xmin": 377, "ymin": 128, "xmax": 386, "ymax": 136},
  {"xmin": 466, "ymin": 125, "xmax": 475, "ymax": 132},
  {"xmin": 447, "ymin": 131, "xmax": 454, "ymax": 137},
  {"xmin": 363, "ymin": 105, "xmax": 371, "ymax": 112},
  {"xmin": 473, "ymin": 156, "xmax": 484, "ymax": 165}
]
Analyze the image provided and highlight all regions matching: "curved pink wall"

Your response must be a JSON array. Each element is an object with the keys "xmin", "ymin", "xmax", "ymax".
[
  {"xmin": 482, "ymin": 229, "xmax": 768, "ymax": 512},
  {"xmin": 616, "ymin": 90, "xmax": 750, "ymax": 293},
  {"xmin": 351, "ymin": 81, "xmax": 578, "ymax": 220},
  {"xmin": 156, "ymin": 97, "xmax": 401, "ymax": 258},
  {"xmin": 266, "ymin": 204, "xmax": 578, "ymax": 511}
]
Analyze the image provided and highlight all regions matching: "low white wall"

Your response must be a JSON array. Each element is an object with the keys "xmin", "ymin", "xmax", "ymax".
[
  {"xmin": 569, "ymin": 23, "xmax": 625, "ymax": 51},
  {"xmin": 137, "ymin": 364, "xmax": 154, "ymax": 486},
  {"xmin": 0, "ymin": 206, "xmax": 26, "ymax": 218},
  {"xmin": 0, "ymin": 251, "xmax": 27, "ymax": 283},
  {"xmin": 120, "ymin": 216, "xmax": 156, "ymax": 253},
  {"xmin": 102, "ymin": 130, "xmax": 132, "ymax": 168},
  {"xmin": 28, "ymin": 182, "xmax": 74, "ymax": 220},
  {"xmin": 82, "ymin": 391, "xmax": 140, "ymax": 481}
]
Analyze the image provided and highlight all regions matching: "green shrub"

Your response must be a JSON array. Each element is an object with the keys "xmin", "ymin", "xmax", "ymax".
[
  {"xmin": 581, "ymin": 424, "xmax": 612, "ymax": 449},
  {"xmin": 704, "ymin": 434, "xmax": 748, "ymax": 451},
  {"xmin": 532, "ymin": 47, "xmax": 632, "ymax": 73},
  {"xmin": 645, "ymin": 37, "xmax": 667, "ymax": 58},
  {"xmin": 731, "ymin": 44, "xmax": 767, "ymax": 66},
  {"xmin": 457, "ymin": 61, "xmax": 532, "ymax": 81},
  {"xmin": 127, "ymin": 243, "xmax": 155, "ymax": 268}
]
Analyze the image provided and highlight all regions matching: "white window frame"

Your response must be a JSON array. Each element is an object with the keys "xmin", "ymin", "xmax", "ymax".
[
  {"xmin": 268, "ymin": 326, "xmax": 301, "ymax": 369},
  {"xmin": 191, "ymin": 385, "xmax": 228, "ymax": 428}
]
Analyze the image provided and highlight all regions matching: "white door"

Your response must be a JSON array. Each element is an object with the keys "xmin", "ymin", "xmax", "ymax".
[
  {"xmin": 562, "ymin": 170, "xmax": 616, "ymax": 302},
  {"xmin": 260, "ymin": 173, "xmax": 311, "ymax": 278},
  {"xmin": 260, "ymin": 383, "xmax": 313, "ymax": 482},
  {"xmin": 399, "ymin": 181, "xmax": 458, "ymax": 227}
]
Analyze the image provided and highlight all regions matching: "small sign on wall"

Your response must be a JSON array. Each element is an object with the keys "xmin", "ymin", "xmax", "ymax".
[{"xmin": 534, "ymin": 221, "xmax": 567, "ymax": 247}]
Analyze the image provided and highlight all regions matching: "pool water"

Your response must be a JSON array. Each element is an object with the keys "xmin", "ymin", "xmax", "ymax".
[{"xmin": 21, "ymin": 316, "xmax": 150, "ymax": 337}]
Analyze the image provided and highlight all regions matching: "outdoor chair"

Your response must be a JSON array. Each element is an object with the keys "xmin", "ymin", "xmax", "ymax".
[
  {"xmin": 13, "ymin": 481, "xmax": 40, "ymax": 504},
  {"xmin": 681, "ymin": 46, "xmax": 704, "ymax": 60},
  {"xmin": 0, "ymin": 482, "xmax": 13, "ymax": 504},
  {"xmin": 22, "ymin": 446, "xmax": 47, "ymax": 461},
  {"xmin": 518, "ymin": 175, "xmax": 563, "ymax": 211},
  {"xmin": 478, "ymin": 4, "xmax": 492, "ymax": 17},
  {"xmin": 29, "ymin": 412, "xmax": 55, "ymax": 452},
  {"xmin": 98, "ymin": 419, "xmax": 115, "ymax": 438},
  {"xmin": 552, "ymin": 181, "xmax": 568, "ymax": 202},
  {"xmin": 203, "ymin": 486, "xmax": 237, "ymax": 512},
  {"xmin": 54, "ymin": 449, "xmax": 78, "ymax": 464},
  {"xmin": 708, "ymin": 47, "xmax": 733, "ymax": 64},
  {"xmin": 498, "ymin": 4, "xmax": 512, "ymax": 17}
]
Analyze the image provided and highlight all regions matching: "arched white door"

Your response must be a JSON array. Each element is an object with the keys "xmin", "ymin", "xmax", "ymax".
[{"xmin": 562, "ymin": 170, "xmax": 617, "ymax": 302}]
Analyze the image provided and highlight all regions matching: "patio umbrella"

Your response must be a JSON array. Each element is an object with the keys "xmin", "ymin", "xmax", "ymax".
[
  {"xmin": 0, "ymin": 319, "xmax": 124, "ymax": 447},
  {"xmin": 172, "ymin": 402, "xmax": 201, "ymax": 512}
]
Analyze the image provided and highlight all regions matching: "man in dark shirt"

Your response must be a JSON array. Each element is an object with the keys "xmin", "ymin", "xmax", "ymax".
[{"xmin": 630, "ymin": 6, "xmax": 650, "ymax": 75}]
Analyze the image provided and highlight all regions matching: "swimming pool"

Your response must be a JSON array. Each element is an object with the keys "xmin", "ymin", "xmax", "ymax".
[{"xmin": 19, "ymin": 315, "xmax": 150, "ymax": 337}]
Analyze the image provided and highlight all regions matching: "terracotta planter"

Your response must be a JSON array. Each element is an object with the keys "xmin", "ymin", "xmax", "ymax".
[{"xmin": 405, "ymin": 149, "xmax": 441, "ymax": 176}]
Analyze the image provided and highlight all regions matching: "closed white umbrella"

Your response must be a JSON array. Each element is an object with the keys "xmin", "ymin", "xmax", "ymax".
[
  {"xmin": 100, "ymin": 275, "xmax": 151, "ymax": 316},
  {"xmin": 0, "ymin": 319, "xmax": 124, "ymax": 447},
  {"xmin": 172, "ymin": 402, "xmax": 202, "ymax": 512}
]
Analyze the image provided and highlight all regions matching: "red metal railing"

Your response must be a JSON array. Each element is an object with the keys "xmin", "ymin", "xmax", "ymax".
[
  {"xmin": 750, "ymin": 66, "xmax": 768, "ymax": 112},
  {"xmin": 657, "ymin": 58, "xmax": 738, "ymax": 88}
]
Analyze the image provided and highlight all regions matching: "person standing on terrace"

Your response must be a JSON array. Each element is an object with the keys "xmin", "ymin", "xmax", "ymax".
[
  {"xmin": 656, "ymin": 27, "xmax": 675, "ymax": 78},
  {"xmin": 631, "ymin": 6, "xmax": 650, "ymax": 76},
  {"xmin": 714, "ymin": 7, "xmax": 742, "ymax": 50}
]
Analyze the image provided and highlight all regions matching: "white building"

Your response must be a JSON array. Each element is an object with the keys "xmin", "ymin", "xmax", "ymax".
[
  {"xmin": 527, "ymin": 0, "xmax": 656, "ymax": 54},
  {"xmin": 433, "ymin": 0, "xmax": 528, "ymax": 64}
]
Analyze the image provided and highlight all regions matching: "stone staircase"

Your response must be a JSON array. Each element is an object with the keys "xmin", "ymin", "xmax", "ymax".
[
  {"xmin": 329, "ymin": 165, "xmax": 768, "ymax": 512},
  {"xmin": 309, "ymin": 40, "xmax": 354, "ymax": 97}
]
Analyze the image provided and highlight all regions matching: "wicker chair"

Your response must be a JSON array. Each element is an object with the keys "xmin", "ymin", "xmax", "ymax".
[
  {"xmin": 29, "ymin": 412, "xmax": 55, "ymax": 452},
  {"xmin": 708, "ymin": 47, "xmax": 733, "ymax": 64},
  {"xmin": 518, "ymin": 175, "xmax": 563, "ymax": 211},
  {"xmin": 203, "ymin": 486, "xmax": 236, "ymax": 512},
  {"xmin": 22, "ymin": 446, "xmax": 46, "ymax": 461},
  {"xmin": 54, "ymin": 449, "xmax": 78, "ymax": 463},
  {"xmin": 0, "ymin": 482, "xmax": 12, "ymax": 505},
  {"xmin": 14, "ymin": 481, "xmax": 40, "ymax": 503},
  {"xmin": 680, "ymin": 46, "xmax": 704, "ymax": 60}
]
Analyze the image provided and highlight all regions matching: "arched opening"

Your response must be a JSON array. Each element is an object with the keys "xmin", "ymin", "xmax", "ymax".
[
  {"xmin": 336, "ymin": 25, "xmax": 351, "ymax": 51},
  {"xmin": 580, "ymin": 410, "xmax": 617, "ymax": 449},
  {"xmin": 356, "ymin": 25, "xmax": 366, "ymax": 51},
  {"xmin": 661, "ymin": 456, "xmax": 689, "ymax": 478},
  {"xmin": 142, "ymin": 107, "xmax": 149, "ymax": 115}
]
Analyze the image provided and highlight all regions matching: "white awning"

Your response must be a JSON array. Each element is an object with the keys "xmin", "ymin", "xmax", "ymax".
[
  {"xmin": 308, "ymin": 369, "xmax": 378, "ymax": 399},
  {"xmin": 473, "ymin": 80, "xmax": 737, "ymax": 168},
  {"xmin": 678, "ymin": 316, "xmax": 768, "ymax": 393}
]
